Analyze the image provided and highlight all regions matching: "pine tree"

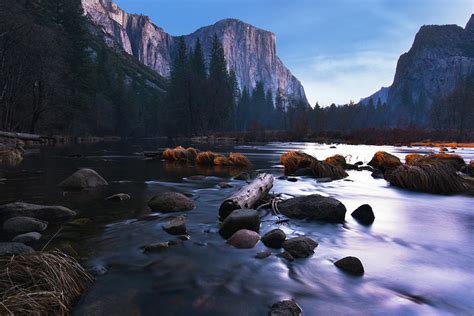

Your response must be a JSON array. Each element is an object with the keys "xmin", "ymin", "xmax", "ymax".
[
  {"xmin": 189, "ymin": 38, "xmax": 207, "ymax": 134},
  {"xmin": 265, "ymin": 89, "xmax": 274, "ymax": 128}
]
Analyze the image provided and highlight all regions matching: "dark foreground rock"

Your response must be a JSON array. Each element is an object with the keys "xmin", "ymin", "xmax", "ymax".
[
  {"xmin": 278, "ymin": 194, "xmax": 346, "ymax": 222},
  {"xmin": 148, "ymin": 192, "xmax": 195, "ymax": 212},
  {"xmin": 0, "ymin": 242, "xmax": 34, "ymax": 256},
  {"xmin": 261, "ymin": 229, "xmax": 286, "ymax": 248},
  {"xmin": 219, "ymin": 209, "xmax": 260, "ymax": 239},
  {"xmin": 3, "ymin": 216, "xmax": 48, "ymax": 234},
  {"xmin": 351, "ymin": 204, "xmax": 375, "ymax": 225},
  {"xmin": 0, "ymin": 202, "xmax": 76, "ymax": 221},
  {"xmin": 282, "ymin": 237, "xmax": 318, "ymax": 258},
  {"xmin": 162, "ymin": 216, "xmax": 187, "ymax": 235},
  {"xmin": 227, "ymin": 229, "xmax": 260, "ymax": 249},
  {"xmin": 59, "ymin": 168, "xmax": 108, "ymax": 190},
  {"xmin": 334, "ymin": 256, "xmax": 365, "ymax": 275},
  {"xmin": 105, "ymin": 193, "xmax": 131, "ymax": 202},
  {"xmin": 269, "ymin": 299, "xmax": 302, "ymax": 316},
  {"xmin": 12, "ymin": 232, "xmax": 42, "ymax": 243}
]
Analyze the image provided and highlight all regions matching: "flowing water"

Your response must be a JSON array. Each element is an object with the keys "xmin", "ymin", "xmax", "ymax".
[{"xmin": 1, "ymin": 141, "xmax": 473, "ymax": 315}]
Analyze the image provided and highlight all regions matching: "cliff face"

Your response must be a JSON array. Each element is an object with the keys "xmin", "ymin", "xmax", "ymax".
[
  {"xmin": 364, "ymin": 15, "xmax": 474, "ymax": 125},
  {"xmin": 82, "ymin": 0, "xmax": 307, "ymax": 105}
]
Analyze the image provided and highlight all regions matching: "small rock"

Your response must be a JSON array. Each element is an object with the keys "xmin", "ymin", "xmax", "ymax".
[
  {"xmin": 218, "ymin": 182, "xmax": 233, "ymax": 188},
  {"xmin": 0, "ymin": 242, "xmax": 34, "ymax": 256},
  {"xmin": 287, "ymin": 177, "xmax": 298, "ymax": 182},
  {"xmin": 12, "ymin": 232, "xmax": 42, "ymax": 243},
  {"xmin": 334, "ymin": 256, "xmax": 365, "ymax": 275},
  {"xmin": 330, "ymin": 145, "xmax": 337, "ymax": 149},
  {"xmin": 355, "ymin": 161, "xmax": 364, "ymax": 166},
  {"xmin": 188, "ymin": 175, "xmax": 206, "ymax": 181},
  {"xmin": 277, "ymin": 251, "xmax": 295, "ymax": 262},
  {"xmin": 270, "ymin": 299, "xmax": 302, "ymax": 316},
  {"xmin": 278, "ymin": 176, "xmax": 287, "ymax": 180},
  {"xmin": 105, "ymin": 193, "xmax": 131, "ymax": 202},
  {"xmin": 278, "ymin": 194, "xmax": 346, "ymax": 223},
  {"xmin": 282, "ymin": 237, "xmax": 318, "ymax": 258},
  {"xmin": 262, "ymin": 229, "xmax": 286, "ymax": 248},
  {"xmin": 0, "ymin": 202, "xmax": 76, "ymax": 221},
  {"xmin": 3, "ymin": 216, "xmax": 48, "ymax": 234},
  {"xmin": 316, "ymin": 177, "xmax": 333, "ymax": 183},
  {"xmin": 162, "ymin": 216, "xmax": 187, "ymax": 235},
  {"xmin": 59, "ymin": 168, "xmax": 108, "ymax": 190},
  {"xmin": 143, "ymin": 241, "xmax": 173, "ymax": 253},
  {"xmin": 227, "ymin": 229, "xmax": 260, "ymax": 249},
  {"xmin": 219, "ymin": 209, "xmax": 260, "ymax": 239},
  {"xmin": 351, "ymin": 204, "xmax": 375, "ymax": 225},
  {"xmin": 148, "ymin": 192, "xmax": 195, "ymax": 212},
  {"xmin": 255, "ymin": 250, "xmax": 272, "ymax": 259}
]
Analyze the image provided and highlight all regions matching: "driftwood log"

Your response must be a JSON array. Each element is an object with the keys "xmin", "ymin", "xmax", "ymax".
[{"xmin": 219, "ymin": 173, "xmax": 273, "ymax": 219}]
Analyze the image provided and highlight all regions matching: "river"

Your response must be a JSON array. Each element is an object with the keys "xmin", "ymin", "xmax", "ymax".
[{"xmin": 1, "ymin": 141, "xmax": 473, "ymax": 315}]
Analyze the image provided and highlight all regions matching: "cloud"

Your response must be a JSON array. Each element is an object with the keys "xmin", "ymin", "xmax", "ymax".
[{"xmin": 291, "ymin": 50, "xmax": 399, "ymax": 106}]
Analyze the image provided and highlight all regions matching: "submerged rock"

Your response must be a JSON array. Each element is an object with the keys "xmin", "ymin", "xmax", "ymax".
[
  {"xmin": 334, "ymin": 256, "xmax": 365, "ymax": 276},
  {"xmin": 59, "ymin": 168, "xmax": 108, "ymax": 190},
  {"xmin": 261, "ymin": 229, "xmax": 286, "ymax": 249},
  {"xmin": 269, "ymin": 299, "xmax": 302, "ymax": 316},
  {"xmin": 162, "ymin": 216, "xmax": 187, "ymax": 235},
  {"xmin": 0, "ymin": 202, "xmax": 76, "ymax": 221},
  {"xmin": 3, "ymin": 216, "xmax": 48, "ymax": 234},
  {"xmin": 142, "ymin": 241, "xmax": 174, "ymax": 253},
  {"xmin": 227, "ymin": 229, "xmax": 260, "ymax": 249},
  {"xmin": 219, "ymin": 209, "xmax": 260, "ymax": 239},
  {"xmin": 12, "ymin": 232, "xmax": 42, "ymax": 243},
  {"xmin": 278, "ymin": 194, "xmax": 346, "ymax": 222},
  {"xmin": 218, "ymin": 182, "xmax": 233, "ymax": 188},
  {"xmin": 282, "ymin": 237, "xmax": 318, "ymax": 258},
  {"xmin": 148, "ymin": 192, "xmax": 195, "ymax": 212},
  {"xmin": 351, "ymin": 204, "xmax": 375, "ymax": 225},
  {"xmin": 105, "ymin": 193, "xmax": 131, "ymax": 202},
  {"xmin": 0, "ymin": 242, "xmax": 34, "ymax": 256}
]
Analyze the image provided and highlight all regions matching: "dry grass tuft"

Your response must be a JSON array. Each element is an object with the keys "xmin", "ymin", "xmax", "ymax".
[
  {"xmin": 280, "ymin": 151, "xmax": 318, "ymax": 175},
  {"xmin": 310, "ymin": 161, "xmax": 348, "ymax": 180},
  {"xmin": 368, "ymin": 151, "xmax": 402, "ymax": 171},
  {"xmin": 405, "ymin": 154, "xmax": 424, "ymax": 165},
  {"xmin": 162, "ymin": 146, "xmax": 199, "ymax": 162},
  {"xmin": 0, "ymin": 251, "xmax": 93, "ymax": 315},
  {"xmin": 227, "ymin": 152, "xmax": 251, "ymax": 168},
  {"xmin": 385, "ymin": 162, "xmax": 468, "ymax": 194},
  {"xmin": 324, "ymin": 154, "xmax": 346, "ymax": 168},
  {"xmin": 213, "ymin": 156, "xmax": 229, "ymax": 166},
  {"xmin": 196, "ymin": 151, "xmax": 222, "ymax": 165}
]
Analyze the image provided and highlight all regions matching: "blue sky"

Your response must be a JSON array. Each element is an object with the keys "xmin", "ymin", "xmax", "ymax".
[{"xmin": 115, "ymin": 0, "xmax": 473, "ymax": 106}]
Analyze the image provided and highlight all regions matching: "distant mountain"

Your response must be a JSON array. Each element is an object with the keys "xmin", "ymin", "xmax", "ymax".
[
  {"xmin": 363, "ymin": 14, "xmax": 474, "ymax": 126},
  {"xmin": 81, "ymin": 0, "xmax": 308, "ymax": 106},
  {"xmin": 359, "ymin": 86, "xmax": 390, "ymax": 105}
]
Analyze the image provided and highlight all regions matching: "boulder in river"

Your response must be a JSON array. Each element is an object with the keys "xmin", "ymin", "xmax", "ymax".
[
  {"xmin": 278, "ymin": 194, "xmax": 346, "ymax": 223},
  {"xmin": 269, "ymin": 299, "xmax": 302, "ymax": 316},
  {"xmin": 3, "ymin": 216, "xmax": 48, "ymax": 234},
  {"xmin": 219, "ymin": 209, "xmax": 260, "ymax": 239},
  {"xmin": 282, "ymin": 236, "xmax": 318, "ymax": 258},
  {"xmin": 59, "ymin": 168, "xmax": 108, "ymax": 190},
  {"xmin": 0, "ymin": 202, "xmax": 76, "ymax": 222},
  {"xmin": 334, "ymin": 256, "xmax": 365, "ymax": 276},
  {"xmin": 148, "ymin": 192, "xmax": 195, "ymax": 212},
  {"xmin": 227, "ymin": 229, "xmax": 260, "ymax": 249},
  {"xmin": 162, "ymin": 216, "xmax": 187, "ymax": 235},
  {"xmin": 351, "ymin": 204, "xmax": 375, "ymax": 225},
  {"xmin": 12, "ymin": 232, "xmax": 42, "ymax": 243},
  {"xmin": 0, "ymin": 242, "xmax": 34, "ymax": 256},
  {"xmin": 261, "ymin": 229, "xmax": 286, "ymax": 248},
  {"xmin": 368, "ymin": 151, "xmax": 401, "ymax": 172},
  {"xmin": 105, "ymin": 193, "xmax": 131, "ymax": 202}
]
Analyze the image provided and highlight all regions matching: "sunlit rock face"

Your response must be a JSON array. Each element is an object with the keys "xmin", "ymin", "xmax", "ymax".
[{"xmin": 81, "ymin": 0, "xmax": 308, "ymax": 105}]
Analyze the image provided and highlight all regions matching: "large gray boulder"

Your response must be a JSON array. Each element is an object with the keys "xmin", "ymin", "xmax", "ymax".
[
  {"xmin": 0, "ymin": 202, "xmax": 76, "ymax": 222},
  {"xmin": 278, "ymin": 194, "xmax": 346, "ymax": 222},
  {"xmin": 219, "ymin": 209, "xmax": 260, "ymax": 239},
  {"xmin": 148, "ymin": 192, "xmax": 195, "ymax": 212},
  {"xmin": 282, "ymin": 236, "xmax": 318, "ymax": 258},
  {"xmin": 0, "ymin": 242, "xmax": 34, "ymax": 256},
  {"xmin": 59, "ymin": 168, "xmax": 108, "ymax": 190},
  {"xmin": 3, "ymin": 216, "xmax": 47, "ymax": 234}
]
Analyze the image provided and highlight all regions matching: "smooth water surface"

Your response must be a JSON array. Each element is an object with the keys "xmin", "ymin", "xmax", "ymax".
[{"xmin": 1, "ymin": 142, "xmax": 473, "ymax": 315}]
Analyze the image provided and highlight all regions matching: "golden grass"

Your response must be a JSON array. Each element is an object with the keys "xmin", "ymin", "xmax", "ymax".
[
  {"xmin": 409, "ymin": 153, "xmax": 466, "ymax": 171},
  {"xmin": 405, "ymin": 154, "xmax": 424, "ymax": 165},
  {"xmin": 213, "ymin": 156, "xmax": 229, "ymax": 166},
  {"xmin": 324, "ymin": 154, "xmax": 346, "ymax": 168},
  {"xmin": 368, "ymin": 151, "xmax": 402, "ymax": 171},
  {"xmin": 410, "ymin": 142, "xmax": 474, "ymax": 148},
  {"xmin": 385, "ymin": 162, "xmax": 468, "ymax": 194},
  {"xmin": 310, "ymin": 160, "xmax": 348, "ymax": 180},
  {"xmin": 196, "ymin": 151, "xmax": 222, "ymax": 165},
  {"xmin": 162, "ymin": 146, "xmax": 199, "ymax": 162},
  {"xmin": 280, "ymin": 151, "xmax": 347, "ymax": 179},
  {"xmin": 227, "ymin": 152, "xmax": 251, "ymax": 168},
  {"xmin": 0, "ymin": 251, "xmax": 93, "ymax": 315}
]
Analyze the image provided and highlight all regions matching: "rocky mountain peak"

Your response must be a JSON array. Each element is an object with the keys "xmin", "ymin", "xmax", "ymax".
[{"xmin": 466, "ymin": 14, "xmax": 474, "ymax": 32}]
